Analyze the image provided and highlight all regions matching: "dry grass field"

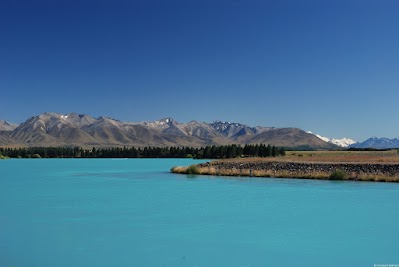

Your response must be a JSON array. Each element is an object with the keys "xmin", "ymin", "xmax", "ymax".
[{"xmin": 222, "ymin": 150, "xmax": 399, "ymax": 164}]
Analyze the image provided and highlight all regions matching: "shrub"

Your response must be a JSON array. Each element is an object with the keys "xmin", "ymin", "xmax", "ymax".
[
  {"xmin": 186, "ymin": 165, "xmax": 200, "ymax": 174},
  {"xmin": 330, "ymin": 170, "xmax": 347, "ymax": 180}
]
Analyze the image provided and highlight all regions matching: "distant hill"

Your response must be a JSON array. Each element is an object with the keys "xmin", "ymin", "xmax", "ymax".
[
  {"xmin": 350, "ymin": 137, "xmax": 399, "ymax": 149},
  {"xmin": 0, "ymin": 113, "xmax": 336, "ymax": 149}
]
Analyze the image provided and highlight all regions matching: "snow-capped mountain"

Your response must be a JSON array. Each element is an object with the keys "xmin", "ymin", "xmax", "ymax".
[
  {"xmin": 350, "ymin": 137, "xmax": 399, "ymax": 149},
  {"xmin": 307, "ymin": 131, "xmax": 356, "ymax": 147},
  {"xmin": 209, "ymin": 121, "xmax": 271, "ymax": 138}
]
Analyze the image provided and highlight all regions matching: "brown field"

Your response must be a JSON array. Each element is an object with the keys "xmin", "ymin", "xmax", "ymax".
[{"xmin": 221, "ymin": 150, "xmax": 399, "ymax": 164}]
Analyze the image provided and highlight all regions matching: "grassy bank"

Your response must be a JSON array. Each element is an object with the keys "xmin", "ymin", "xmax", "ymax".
[{"xmin": 171, "ymin": 150, "xmax": 399, "ymax": 183}]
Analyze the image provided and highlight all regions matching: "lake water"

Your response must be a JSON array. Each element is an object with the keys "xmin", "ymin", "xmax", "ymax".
[{"xmin": 1, "ymin": 159, "xmax": 398, "ymax": 267}]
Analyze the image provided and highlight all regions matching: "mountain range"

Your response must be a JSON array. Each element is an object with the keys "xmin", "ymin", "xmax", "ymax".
[
  {"xmin": 350, "ymin": 137, "xmax": 399, "ymax": 149},
  {"xmin": 0, "ymin": 113, "xmax": 336, "ymax": 149},
  {"xmin": 309, "ymin": 133, "xmax": 399, "ymax": 149}
]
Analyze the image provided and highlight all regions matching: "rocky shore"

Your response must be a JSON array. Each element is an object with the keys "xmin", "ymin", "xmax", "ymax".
[
  {"xmin": 199, "ymin": 161, "xmax": 399, "ymax": 176},
  {"xmin": 172, "ymin": 160, "xmax": 399, "ymax": 182}
]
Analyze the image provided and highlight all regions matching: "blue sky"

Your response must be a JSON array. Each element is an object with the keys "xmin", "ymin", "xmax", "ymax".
[{"xmin": 1, "ymin": 0, "xmax": 398, "ymax": 141}]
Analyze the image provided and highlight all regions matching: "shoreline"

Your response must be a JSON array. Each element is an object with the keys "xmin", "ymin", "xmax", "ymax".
[{"xmin": 171, "ymin": 160, "xmax": 399, "ymax": 183}]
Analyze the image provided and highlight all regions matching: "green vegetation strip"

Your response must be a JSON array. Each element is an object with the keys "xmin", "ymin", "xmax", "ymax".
[{"xmin": 0, "ymin": 144, "xmax": 285, "ymax": 159}]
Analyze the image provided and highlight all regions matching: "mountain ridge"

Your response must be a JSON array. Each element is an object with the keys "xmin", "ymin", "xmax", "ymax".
[
  {"xmin": 350, "ymin": 137, "xmax": 399, "ymax": 149},
  {"xmin": 0, "ymin": 113, "xmax": 337, "ymax": 149},
  {"xmin": 0, "ymin": 120, "xmax": 19, "ymax": 131}
]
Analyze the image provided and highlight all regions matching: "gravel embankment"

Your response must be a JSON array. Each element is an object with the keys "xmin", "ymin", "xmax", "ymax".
[{"xmin": 198, "ymin": 161, "xmax": 399, "ymax": 177}]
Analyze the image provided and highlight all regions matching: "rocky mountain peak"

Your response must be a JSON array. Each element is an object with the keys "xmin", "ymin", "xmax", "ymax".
[
  {"xmin": 0, "ymin": 120, "xmax": 19, "ymax": 131},
  {"xmin": 158, "ymin": 117, "xmax": 176, "ymax": 126}
]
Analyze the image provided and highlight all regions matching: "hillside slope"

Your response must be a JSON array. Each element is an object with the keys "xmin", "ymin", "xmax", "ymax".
[{"xmin": 0, "ymin": 113, "xmax": 335, "ymax": 149}]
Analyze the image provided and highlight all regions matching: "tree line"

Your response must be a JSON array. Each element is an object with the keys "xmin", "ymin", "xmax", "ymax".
[{"xmin": 0, "ymin": 144, "xmax": 285, "ymax": 159}]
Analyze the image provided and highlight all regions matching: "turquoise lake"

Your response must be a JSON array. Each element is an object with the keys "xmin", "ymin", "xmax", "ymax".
[{"xmin": 1, "ymin": 159, "xmax": 398, "ymax": 267}]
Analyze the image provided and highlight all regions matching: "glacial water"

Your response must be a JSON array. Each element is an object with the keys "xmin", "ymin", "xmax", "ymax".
[{"xmin": 1, "ymin": 159, "xmax": 398, "ymax": 267}]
